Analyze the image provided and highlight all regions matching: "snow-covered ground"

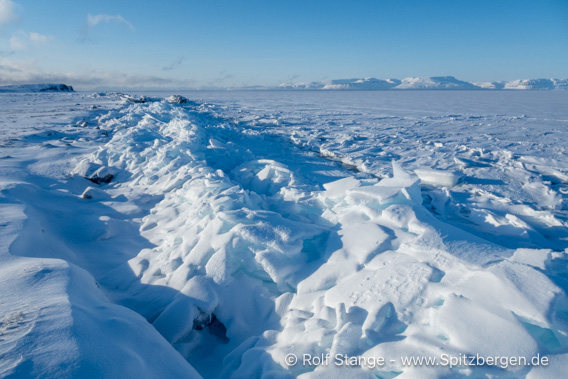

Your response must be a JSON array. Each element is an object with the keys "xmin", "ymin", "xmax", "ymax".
[{"xmin": 1, "ymin": 90, "xmax": 567, "ymax": 378}]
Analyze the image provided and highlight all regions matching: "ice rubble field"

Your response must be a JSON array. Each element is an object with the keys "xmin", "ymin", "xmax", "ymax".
[{"xmin": 1, "ymin": 90, "xmax": 568, "ymax": 378}]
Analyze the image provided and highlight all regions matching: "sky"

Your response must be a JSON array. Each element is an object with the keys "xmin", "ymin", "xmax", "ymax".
[{"xmin": 0, "ymin": 0, "xmax": 567, "ymax": 90}]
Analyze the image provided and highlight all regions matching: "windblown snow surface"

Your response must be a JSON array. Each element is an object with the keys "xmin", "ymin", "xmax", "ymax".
[{"xmin": 1, "ymin": 90, "xmax": 568, "ymax": 378}]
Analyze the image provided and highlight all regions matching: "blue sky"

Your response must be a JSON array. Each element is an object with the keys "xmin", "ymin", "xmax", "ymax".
[{"xmin": 0, "ymin": 0, "xmax": 566, "ymax": 89}]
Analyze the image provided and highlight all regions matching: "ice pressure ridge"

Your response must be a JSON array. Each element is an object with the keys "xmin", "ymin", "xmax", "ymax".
[{"xmin": 75, "ymin": 95, "xmax": 568, "ymax": 377}]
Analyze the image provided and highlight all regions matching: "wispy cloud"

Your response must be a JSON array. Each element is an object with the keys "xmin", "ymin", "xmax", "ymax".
[
  {"xmin": 0, "ymin": 0, "xmax": 19, "ymax": 25},
  {"xmin": 206, "ymin": 70, "xmax": 234, "ymax": 87},
  {"xmin": 286, "ymin": 74, "xmax": 301, "ymax": 82},
  {"xmin": 0, "ymin": 57, "xmax": 197, "ymax": 90},
  {"xmin": 86, "ymin": 13, "xmax": 135, "ymax": 32},
  {"xmin": 10, "ymin": 31, "xmax": 53, "ymax": 50},
  {"xmin": 162, "ymin": 56, "xmax": 184, "ymax": 71}
]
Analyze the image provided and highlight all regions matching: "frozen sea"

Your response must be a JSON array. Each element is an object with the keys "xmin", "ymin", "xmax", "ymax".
[{"xmin": 1, "ymin": 90, "xmax": 567, "ymax": 378}]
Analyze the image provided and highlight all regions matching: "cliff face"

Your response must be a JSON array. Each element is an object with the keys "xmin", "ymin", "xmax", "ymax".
[
  {"xmin": 0, "ymin": 83, "xmax": 74, "ymax": 92},
  {"xmin": 38, "ymin": 84, "xmax": 74, "ymax": 92}
]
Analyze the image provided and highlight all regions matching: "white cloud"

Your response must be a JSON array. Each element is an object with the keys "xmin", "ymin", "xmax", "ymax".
[
  {"xmin": 0, "ymin": 0, "xmax": 18, "ymax": 25},
  {"xmin": 87, "ymin": 13, "xmax": 135, "ymax": 32},
  {"xmin": 29, "ymin": 32, "xmax": 51, "ymax": 43},
  {"xmin": 10, "ymin": 31, "xmax": 53, "ymax": 50}
]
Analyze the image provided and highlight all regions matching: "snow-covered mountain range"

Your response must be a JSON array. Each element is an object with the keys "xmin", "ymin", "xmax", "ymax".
[
  {"xmin": 276, "ymin": 76, "xmax": 568, "ymax": 90},
  {"xmin": 1, "ymin": 77, "xmax": 567, "ymax": 92}
]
